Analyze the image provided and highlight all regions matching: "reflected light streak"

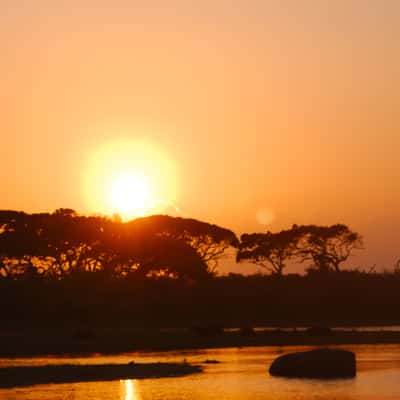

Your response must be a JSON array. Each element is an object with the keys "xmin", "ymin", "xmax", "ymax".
[{"xmin": 122, "ymin": 379, "xmax": 141, "ymax": 400}]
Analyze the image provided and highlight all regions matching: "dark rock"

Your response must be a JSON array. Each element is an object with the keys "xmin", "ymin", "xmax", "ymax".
[{"xmin": 269, "ymin": 348, "xmax": 356, "ymax": 379}]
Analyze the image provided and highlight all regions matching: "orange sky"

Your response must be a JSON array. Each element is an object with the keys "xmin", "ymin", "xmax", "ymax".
[{"xmin": 1, "ymin": 1, "xmax": 400, "ymax": 273}]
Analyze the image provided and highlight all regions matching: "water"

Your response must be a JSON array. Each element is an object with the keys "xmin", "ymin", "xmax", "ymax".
[{"xmin": 1, "ymin": 344, "xmax": 400, "ymax": 399}]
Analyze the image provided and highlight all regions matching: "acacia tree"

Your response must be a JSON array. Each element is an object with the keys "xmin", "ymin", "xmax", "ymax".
[
  {"xmin": 0, "ymin": 210, "xmax": 236, "ymax": 281},
  {"xmin": 0, "ymin": 211, "xmax": 46, "ymax": 278},
  {"xmin": 237, "ymin": 227, "xmax": 303, "ymax": 275},
  {"xmin": 0, "ymin": 210, "xmax": 108, "ymax": 278},
  {"xmin": 126, "ymin": 215, "xmax": 239, "ymax": 274},
  {"xmin": 126, "ymin": 235, "xmax": 208, "ymax": 280},
  {"xmin": 297, "ymin": 224, "xmax": 363, "ymax": 272}
]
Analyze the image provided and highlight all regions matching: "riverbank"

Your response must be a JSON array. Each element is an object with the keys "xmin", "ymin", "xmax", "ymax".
[
  {"xmin": 2, "ymin": 327, "xmax": 400, "ymax": 357},
  {"xmin": 0, "ymin": 362, "xmax": 202, "ymax": 388}
]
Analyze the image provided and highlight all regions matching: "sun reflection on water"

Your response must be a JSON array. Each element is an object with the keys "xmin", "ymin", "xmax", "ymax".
[{"xmin": 121, "ymin": 379, "xmax": 141, "ymax": 400}]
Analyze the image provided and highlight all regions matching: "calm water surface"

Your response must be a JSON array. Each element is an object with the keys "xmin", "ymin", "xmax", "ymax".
[{"xmin": 1, "ymin": 344, "xmax": 400, "ymax": 399}]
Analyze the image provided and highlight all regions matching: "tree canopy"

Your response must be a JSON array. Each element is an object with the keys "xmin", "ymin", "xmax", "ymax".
[
  {"xmin": 237, "ymin": 227, "xmax": 304, "ymax": 275},
  {"xmin": 296, "ymin": 224, "xmax": 363, "ymax": 272},
  {"xmin": 237, "ymin": 224, "xmax": 363, "ymax": 274},
  {"xmin": 0, "ymin": 210, "xmax": 363, "ymax": 279},
  {"xmin": 126, "ymin": 215, "xmax": 239, "ymax": 273},
  {"xmin": 0, "ymin": 210, "xmax": 238, "ymax": 281}
]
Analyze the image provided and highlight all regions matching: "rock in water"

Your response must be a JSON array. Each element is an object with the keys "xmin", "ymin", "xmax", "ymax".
[{"xmin": 269, "ymin": 348, "xmax": 356, "ymax": 379}]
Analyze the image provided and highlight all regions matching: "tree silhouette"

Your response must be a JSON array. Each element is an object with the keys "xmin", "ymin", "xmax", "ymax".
[
  {"xmin": 297, "ymin": 224, "xmax": 363, "ymax": 272},
  {"xmin": 237, "ymin": 227, "xmax": 303, "ymax": 275},
  {"xmin": 0, "ymin": 210, "xmax": 236, "ymax": 281},
  {"xmin": 126, "ymin": 215, "xmax": 239, "ymax": 274}
]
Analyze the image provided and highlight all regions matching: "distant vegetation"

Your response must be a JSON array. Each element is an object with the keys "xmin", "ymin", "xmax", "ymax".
[
  {"xmin": 0, "ymin": 209, "xmax": 399, "ymax": 327},
  {"xmin": 238, "ymin": 224, "xmax": 363, "ymax": 274}
]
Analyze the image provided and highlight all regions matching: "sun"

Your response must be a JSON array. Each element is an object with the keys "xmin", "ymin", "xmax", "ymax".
[
  {"xmin": 110, "ymin": 173, "xmax": 151, "ymax": 217},
  {"xmin": 83, "ymin": 139, "xmax": 178, "ymax": 220}
]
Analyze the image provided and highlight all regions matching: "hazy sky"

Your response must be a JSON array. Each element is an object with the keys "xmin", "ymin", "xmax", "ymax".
[{"xmin": 1, "ymin": 1, "xmax": 399, "ymax": 272}]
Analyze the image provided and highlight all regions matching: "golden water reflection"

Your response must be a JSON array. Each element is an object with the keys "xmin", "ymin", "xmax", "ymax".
[
  {"xmin": 3, "ymin": 345, "xmax": 400, "ymax": 400},
  {"xmin": 121, "ymin": 379, "xmax": 141, "ymax": 400}
]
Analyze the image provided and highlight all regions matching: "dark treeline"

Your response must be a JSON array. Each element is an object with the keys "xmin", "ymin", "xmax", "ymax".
[
  {"xmin": 1, "ymin": 209, "xmax": 399, "ymax": 327},
  {"xmin": 0, "ymin": 208, "xmax": 238, "ymax": 281},
  {"xmin": 0, "ymin": 208, "xmax": 363, "ymax": 280}
]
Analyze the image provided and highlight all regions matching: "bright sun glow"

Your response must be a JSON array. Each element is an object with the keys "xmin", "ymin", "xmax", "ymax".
[
  {"xmin": 83, "ymin": 138, "xmax": 178, "ymax": 220},
  {"xmin": 110, "ymin": 174, "xmax": 151, "ymax": 217}
]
